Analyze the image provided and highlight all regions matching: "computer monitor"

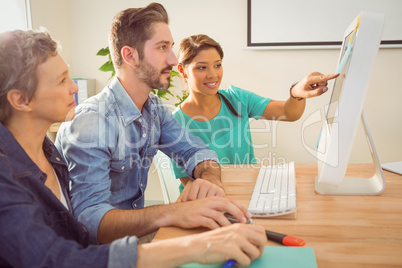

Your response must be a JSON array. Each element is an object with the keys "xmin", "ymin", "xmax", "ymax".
[{"xmin": 315, "ymin": 11, "xmax": 386, "ymax": 195}]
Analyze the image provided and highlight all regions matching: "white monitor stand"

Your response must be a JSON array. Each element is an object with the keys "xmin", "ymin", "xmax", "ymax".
[{"xmin": 315, "ymin": 111, "xmax": 386, "ymax": 195}]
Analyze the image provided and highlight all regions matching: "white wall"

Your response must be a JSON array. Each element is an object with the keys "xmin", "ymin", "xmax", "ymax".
[
  {"xmin": 30, "ymin": 0, "xmax": 402, "ymax": 200},
  {"xmin": 31, "ymin": 0, "xmax": 72, "ymax": 71}
]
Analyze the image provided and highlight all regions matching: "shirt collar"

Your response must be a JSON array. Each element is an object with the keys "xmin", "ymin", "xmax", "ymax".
[
  {"xmin": 109, "ymin": 76, "xmax": 159, "ymax": 126},
  {"xmin": 0, "ymin": 123, "xmax": 66, "ymax": 180},
  {"xmin": 0, "ymin": 123, "xmax": 36, "ymax": 173}
]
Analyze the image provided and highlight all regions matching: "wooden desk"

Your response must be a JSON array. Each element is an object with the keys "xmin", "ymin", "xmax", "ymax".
[{"xmin": 154, "ymin": 164, "xmax": 402, "ymax": 268}]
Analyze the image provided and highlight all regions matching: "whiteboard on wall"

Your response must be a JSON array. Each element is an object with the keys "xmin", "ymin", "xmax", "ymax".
[
  {"xmin": 247, "ymin": 0, "xmax": 402, "ymax": 49},
  {"xmin": 0, "ymin": 0, "xmax": 32, "ymax": 33}
]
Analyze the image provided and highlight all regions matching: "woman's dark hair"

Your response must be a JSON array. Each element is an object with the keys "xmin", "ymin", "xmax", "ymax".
[
  {"xmin": 218, "ymin": 93, "xmax": 241, "ymax": 117},
  {"xmin": 178, "ymin": 34, "xmax": 240, "ymax": 117}
]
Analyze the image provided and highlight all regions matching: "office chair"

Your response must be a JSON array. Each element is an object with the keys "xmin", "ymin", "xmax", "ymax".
[{"xmin": 154, "ymin": 150, "xmax": 181, "ymax": 204}]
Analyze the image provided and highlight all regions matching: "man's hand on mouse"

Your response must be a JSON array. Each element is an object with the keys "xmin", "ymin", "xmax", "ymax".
[{"xmin": 162, "ymin": 196, "xmax": 252, "ymax": 230}]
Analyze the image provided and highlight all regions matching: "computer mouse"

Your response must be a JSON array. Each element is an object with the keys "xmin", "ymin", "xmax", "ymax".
[{"xmin": 224, "ymin": 212, "xmax": 255, "ymax": 224}]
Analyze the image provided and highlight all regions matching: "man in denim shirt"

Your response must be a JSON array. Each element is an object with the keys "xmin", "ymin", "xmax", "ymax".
[{"xmin": 56, "ymin": 3, "xmax": 252, "ymax": 244}]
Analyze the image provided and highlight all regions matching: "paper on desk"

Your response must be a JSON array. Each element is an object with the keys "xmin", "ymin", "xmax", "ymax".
[
  {"xmin": 382, "ymin": 161, "xmax": 402, "ymax": 175},
  {"xmin": 180, "ymin": 246, "xmax": 317, "ymax": 268}
]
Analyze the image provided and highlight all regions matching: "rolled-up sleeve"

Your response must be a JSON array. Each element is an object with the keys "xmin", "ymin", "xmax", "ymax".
[{"xmin": 108, "ymin": 236, "xmax": 138, "ymax": 268}]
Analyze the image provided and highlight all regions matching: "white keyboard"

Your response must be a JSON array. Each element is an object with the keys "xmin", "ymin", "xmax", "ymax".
[{"xmin": 248, "ymin": 162, "xmax": 297, "ymax": 217}]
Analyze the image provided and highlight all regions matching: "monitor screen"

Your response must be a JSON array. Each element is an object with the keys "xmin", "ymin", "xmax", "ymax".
[{"xmin": 326, "ymin": 29, "xmax": 357, "ymax": 129}]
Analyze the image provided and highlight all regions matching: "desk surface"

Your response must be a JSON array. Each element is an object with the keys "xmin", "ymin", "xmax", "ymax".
[{"xmin": 154, "ymin": 164, "xmax": 402, "ymax": 268}]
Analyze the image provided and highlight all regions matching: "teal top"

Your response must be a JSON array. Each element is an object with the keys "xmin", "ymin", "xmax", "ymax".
[{"xmin": 170, "ymin": 85, "xmax": 271, "ymax": 192}]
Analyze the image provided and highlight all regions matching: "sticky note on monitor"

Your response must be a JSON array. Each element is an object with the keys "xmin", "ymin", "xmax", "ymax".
[{"xmin": 336, "ymin": 41, "xmax": 353, "ymax": 74}]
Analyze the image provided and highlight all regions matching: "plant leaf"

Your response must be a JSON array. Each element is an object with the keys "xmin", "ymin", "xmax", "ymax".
[
  {"xmin": 170, "ymin": 70, "xmax": 180, "ymax": 78},
  {"xmin": 99, "ymin": 61, "xmax": 115, "ymax": 73},
  {"xmin": 108, "ymin": 70, "xmax": 116, "ymax": 80},
  {"xmin": 96, "ymin": 47, "xmax": 110, "ymax": 56},
  {"xmin": 156, "ymin": 89, "xmax": 174, "ymax": 100}
]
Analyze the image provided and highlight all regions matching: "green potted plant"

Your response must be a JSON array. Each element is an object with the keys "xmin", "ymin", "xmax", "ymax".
[{"xmin": 97, "ymin": 46, "xmax": 187, "ymax": 106}]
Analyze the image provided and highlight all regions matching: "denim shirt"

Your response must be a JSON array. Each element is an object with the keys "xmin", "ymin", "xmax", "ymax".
[
  {"xmin": 0, "ymin": 124, "xmax": 138, "ymax": 268},
  {"xmin": 55, "ymin": 77, "xmax": 219, "ymax": 242}
]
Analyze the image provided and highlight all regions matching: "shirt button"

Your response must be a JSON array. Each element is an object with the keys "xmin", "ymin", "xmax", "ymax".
[
  {"xmin": 56, "ymin": 157, "xmax": 61, "ymax": 161},
  {"xmin": 142, "ymin": 133, "xmax": 146, "ymax": 138},
  {"xmin": 140, "ymin": 183, "xmax": 143, "ymax": 187},
  {"xmin": 121, "ymin": 166, "xmax": 125, "ymax": 170},
  {"xmin": 138, "ymin": 118, "xmax": 142, "ymax": 122}
]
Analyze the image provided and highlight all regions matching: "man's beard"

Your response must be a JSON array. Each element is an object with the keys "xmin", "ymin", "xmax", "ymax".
[{"xmin": 135, "ymin": 59, "xmax": 172, "ymax": 90}]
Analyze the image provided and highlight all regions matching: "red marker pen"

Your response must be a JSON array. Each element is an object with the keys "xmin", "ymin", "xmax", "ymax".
[{"xmin": 266, "ymin": 230, "xmax": 306, "ymax": 247}]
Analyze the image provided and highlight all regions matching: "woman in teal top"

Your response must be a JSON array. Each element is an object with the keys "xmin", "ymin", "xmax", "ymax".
[
  {"xmin": 172, "ymin": 85, "xmax": 270, "ymax": 192},
  {"xmin": 171, "ymin": 34, "xmax": 338, "ymax": 192}
]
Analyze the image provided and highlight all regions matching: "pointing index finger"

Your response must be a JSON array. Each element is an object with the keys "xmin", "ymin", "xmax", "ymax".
[
  {"xmin": 309, "ymin": 73, "xmax": 339, "ymax": 84},
  {"xmin": 325, "ymin": 73, "xmax": 340, "ymax": 81}
]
